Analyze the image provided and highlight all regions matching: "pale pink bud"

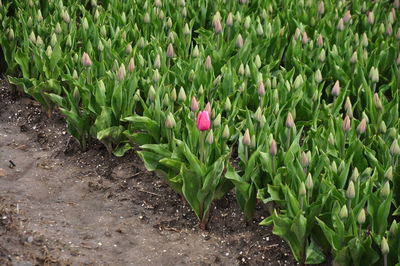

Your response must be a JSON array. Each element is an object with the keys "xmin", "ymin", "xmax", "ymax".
[
  {"xmin": 373, "ymin": 93, "xmax": 383, "ymax": 111},
  {"xmin": 343, "ymin": 10, "xmax": 351, "ymax": 23},
  {"xmin": 116, "ymin": 63, "xmax": 126, "ymax": 80},
  {"xmin": 167, "ymin": 43, "xmax": 174, "ymax": 58},
  {"xmin": 191, "ymin": 96, "xmax": 199, "ymax": 112},
  {"xmin": 81, "ymin": 52, "xmax": 92, "ymax": 67},
  {"xmin": 343, "ymin": 115, "xmax": 351, "ymax": 132},
  {"xmin": 302, "ymin": 32, "xmax": 308, "ymax": 45},
  {"xmin": 367, "ymin": 11, "xmax": 374, "ymax": 25},
  {"xmin": 243, "ymin": 129, "xmax": 251, "ymax": 145},
  {"xmin": 317, "ymin": 34, "xmax": 324, "ymax": 47},
  {"xmin": 204, "ymin": 56, "xmax": 212, "ymax": 70},
  {"xmin": 128, "ymin": 57, "xmax": 135, "ymax": 72},
  {"xmin": 269, "ymin": 138, "xmax": 277, "ymax": 156},
  {"xmin": 236, "ymin": 34, "xmax": 244, "ymax": 49},
  {"xmin": 205, "ymin": 102, "xmax": 211, "ymax": 115},
  {"xmin": 357, "ymin": 118, "xmax": 367, "ymax": 135},
  {"xmin": 337, "ymin": 18, "xmax": 345, "ymax": 31},
  {"xmin": 386, "ymin": 24, "xmax": 393, "ymax": 36},
  {"xmin": 317, "ymin": 1, "xmax": 325, "ymax": 16},
  {"xmin": 332, "ymin": 80, "xmax": 340, "ymax": 97},
  {"xmin": 226, "ymin": 12, "xmax": 234, "ymax": 27},
  {"xmin": 286, "ymin": 112, "xmax": 295, "ymax": 128},
  {"xmin": 395, "ymin": 0, "xmax": 400, "ymax": 8},
  {"xmin": 258, "ymin": 80, "xmax": 265, "ymax": 96},
  {"xmin": 213, "ymin": 18, "xmax": 222, "ymax": 34},
  {"xmin": 240, "ymin": 0, "xmax": 247, "ymax": 4}
]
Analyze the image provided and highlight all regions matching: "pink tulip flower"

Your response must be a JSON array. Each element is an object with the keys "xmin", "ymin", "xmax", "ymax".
[{"xmin": 197, "ymin": 111, "xmax": 211, "ymax": 131}]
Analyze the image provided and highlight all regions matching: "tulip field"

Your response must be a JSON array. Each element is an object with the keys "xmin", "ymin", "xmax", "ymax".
[{"xmin": 1, "ymin": 0, "xmax": 400, "ymax": 264}]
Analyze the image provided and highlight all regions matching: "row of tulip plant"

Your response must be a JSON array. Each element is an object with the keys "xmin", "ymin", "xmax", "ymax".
[{"xmin": 1, "ymin": 0, "xmax": 400, "ymax": 264}]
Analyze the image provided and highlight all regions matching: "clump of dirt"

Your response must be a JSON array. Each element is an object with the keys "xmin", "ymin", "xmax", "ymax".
[{"xmin": 0, "ymin": 78, "xmax": 295, "ymax": 265}]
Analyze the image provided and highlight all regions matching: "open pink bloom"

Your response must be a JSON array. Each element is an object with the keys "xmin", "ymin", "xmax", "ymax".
[{"xmin": 197, "ymin": 111, "xmax": 211, "ymax": 131}]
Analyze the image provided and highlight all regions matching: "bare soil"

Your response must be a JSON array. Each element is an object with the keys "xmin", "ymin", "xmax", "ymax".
[{"xmin": 0, "ymin": 79, "xmax": 294, "ymax": 266}]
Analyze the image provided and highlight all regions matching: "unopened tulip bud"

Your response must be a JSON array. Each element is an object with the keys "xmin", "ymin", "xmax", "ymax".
[
  {"xmin": 357, "ymin": 118, "xmax": 367, "ymax": 135},
  {"xmin": 331, "ymin": 161, "xmax": 338, "ymax": 173},
  {"xmin": 82, "ymin": 17, "xmax": 89, "ymax": 30},
  {"xmin": 369, "ymin": 67, "xmax": 379, "ymax": 83},
  {"xmin": 213, "ymin": 114, "xmax": 221, "ymax": 127},
  {"xmin": 81, "ymin": 52, "xmax": 92, "ymax": 67},
  {"xmin": 153, "ymin": 69, "xmax": 160, "ymax": 83},
  {"xmin": 380, "ymin": 181, "xmax": 390, "ymax": 198},
  {"xmin": 396, "ymin": 28, "xmax": 400, "ymax": 40},
  {"xmin": 294, "ymin": 28, "xmax": 301, "ymax": 40},
  {"xmin": 367, "ymin": 11, "xmax": 374, "ymax": 24},
  {"xmin": 383, "ymin": 167, "xmax": 393, "ymax": 182},
  {"xmin": 299, "ymin": 182, "xmax": 306, "ymax": 196},
  {"xmin": 255, "ymin": 55, "xmax": 262, "ymax": 69},
  {"xmin": 256, "ymin": 23, "xmax": 264, "ymax": 36},
  {"xmin": 29, "ymin": 31, "xmax": 36, "ymax": 43},
  {"xmin": 362, "ymin": 33, "xmax": 368, "ymax": 47},
  {"xmin": 222, "ymin": 125, "xmax": 230, "ymax": 140},
  {"xmin": 55, "ymin": 22, "xmax": 62, "ymax": 34},
  {"xmin": 213, "ymin": 75, "xmax": 222, "ymax": 87},
  {"xmin": 390, "ymin": 139, "xmax": 400, "ymax": 156},
  {"xmin": 170, "ymin": 88, "xmax": 177, "ymax": 102},
  {"xmin": 192, "ymin": 45, "xmax": 200, "ymax": 57},
  {"xmin": 294, "ymin": 75, "xmax": 304, "ymax": 89},
  {"xmin": 179, "ymin": 0, "xmax": 185, "ymax": 6},
  {"xmin": 302, "ymin": 32, "xmax": 308, "ymax": 45},
  {"xmin": 317, "ymin": 34, "xmax": 324, "ymax": 47},
  {"xmin": 342, "ymin": 115, "xmax": 351, "ymax": 132},
  {"xmin": 250, "ymin": 135, "xmax": 256, "ymax": 148},
  {"xmin": 205, "ymin": 102, "xmax": 211, "ymax": 115},
  {"xmin": 162, "ymin": 94, "xmax": 169, "ymax": 106},
  {"xmin": 339, "ymin": 205, "xmax": 348, "ymax": 220},
  {"xmin": 306, "ymin": 173, "xmax": 313, "ymax": 190},
  {"xmin": 206, "ymin": 129, "xmax": 214, "ymax": 144},
  {"xmin": 72, "ymin": 69, "xmax": 78, "ymax": 79},
  {"xmin": 8, "ymin": 29, "xmax": 15, "ymax": 41},
  {"xmin": 143, "ymin": 13, "xmax": 150, "ymax": 23},
  {"xmin": 395, "ymin": 0, "xmax": 400, "ymax": 8},
  {"xmin": 319, "ymin": 49, "xmax": 326, "ymax": 62},
  {"xmin": 254, "ymin": 107, "xmax": 263, "ymax": 122},
  {"xmin": 97, "ymin": 40, "xmax": 104, "ymax": 51},
  {"xmin": 244, "ymin": 16, "xmax": 251, "ymax": 29},
  {"xmin": 190, "ymin": 96, "xmax": 199, "ymax": 112},
  {"xmin": 116, "ymin": 64, "xmax": 126, "ymax": 81},
  {"xmin": 386, "ymin": 24, "xmax": 393, "ymax": 36},
  {"xmin": 181, "ymin": 7, "xmax": 187, "ymax": 17},
  {"xmin": 224, "ymin": 98, "xmax": 231, "ymax": 111},
  {"xmin": 245, "ymin": 64, "xmax": 251, "ymax": 77},
  {"xmin": 37, "ymin": 10, "xmax": 43, "ymax": 22},
  {"xmin": 373, "ymin": 93, "xmax": 383, "ymax": 111},
  {"xmin": 46, "ymin": 46, "xmax": 53, "ymax": 58},
  {"xmin": 236, "ymin": 34, "xmax": 244, "ymax": 49},
  {"xmin": 124, "ymin": 43, "xmax": 132, "ymax": 54},
  {"xmin": 243, "ymin": 129, "xmax": 251, "ymax": 146},
  {"xmin": 183, "ymin": 23, "xmax": 191, "ymax": 36},
  {"xmin": 204, "ymin": 56, "xmax": 212, "ymax": 71},
  {"xmin": 148, "ymin": 85, "xmax": 156, "ymax": 102},
  {"xmin": 165, "ymin": 114, "xmax": 174, "ymax": 129},
  {"xmin": 165, "ymin": 43, "xmax": 174, "ymax": 59},
  {"xmin": 226, "ymin": 12, "xmax": 234, "ymax": 27},
  {"xmin": 300, "ymin": 151, "xmax": 310, "ymax": 167},
  {"xmin": 132, "ymin": 90, "xmax": 140, "ymax": 101},
  {"xmin": 62, "ymin": 10, "xmax": 70, "ymax": 23},
  {"xmin": 390, "ymin": 220, "xmax": 398, "ymax": 236},
  {"xmin": 357, "ymin": 209, "xmax": 366, "ymax": 225},
  {"xmin": 381, "ymin": 237, "xmax": 389, "ymax": 255},
  {"xmin": 337, "ymin": 18, "xmax": 345, "ymax": 31},
  {"xmin": 286, "ymin": 112, "xmax": 295, "ymax": 128},
  {"xmin": 344, "ymin": 97, "xmax": 353, "ymax": 118},
  {"xmin": 258, "ymin": 80, "xmax": 265, "ymax": 96},
  {"xmin": 269, "ymin": 138, "xmax": 277, "ymax": 156},
  {"xmin": 154, "ymin": 54, "xmax": 161, "ymax": 69},
  {"xmin": 178, "ymin": 87, "xmax": 186, "ymax": 102},
  {"xmin": 332, "ymin": 80, "xmax": 340, "ymax": 97},
  {"xmin": 343, "ymin": 10, "xmax": 351, "ymax": 23},
  {"xmin": 213, "ymin": 18, "xmax": 222, "ymax": 34},
  {"xmin": 328, "ymin": 133, "xmax": 335, "ymax": 145},
  {"xmin": 317, "ymin": 1, "xmax": 325, "ymax": 15},
  {"xmin": 27, "ymin": 17, "xmax": 33, "ymax": 28}
]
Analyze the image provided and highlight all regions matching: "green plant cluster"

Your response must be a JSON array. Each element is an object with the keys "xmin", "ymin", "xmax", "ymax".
[{"xmin": 1, "ymin": 0, "xmax": 399, "ymax": 264}]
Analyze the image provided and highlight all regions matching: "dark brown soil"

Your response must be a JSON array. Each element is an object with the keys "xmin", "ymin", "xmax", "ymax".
[{"xmin": 0, "ymin": 78, "xmax": 294, "ymax": 266}]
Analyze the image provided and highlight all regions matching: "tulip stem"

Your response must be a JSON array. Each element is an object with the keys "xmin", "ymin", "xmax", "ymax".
[
  {"xmin": 347, "ymin": 199, "xmax": 352, "ymax": 212},
  {"xmin": 287, "ymin": 128, "xmax": 291, "ymax": 150},
  {"xmin": 342, "ymin": 132, "xmax": 347, "ymax": 158},
  {"xmin": 384, "ymin": 254, "xmax": 387, "ymax": 266},
  {"xmin": 300, "ymin": 195, "xmax": 304, "ymax": 211},
  {"xmin": 200, "ymin": 131, "xmax": 205, "ymax": 164}
]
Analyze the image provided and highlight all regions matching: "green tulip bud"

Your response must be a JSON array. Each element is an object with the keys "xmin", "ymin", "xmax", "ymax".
[
  {"xmin": 222, "ymin": 125, "xmax": 230, "ymax": 140},
  {"xmin": 178, "ymin": 87, "xmax": 186, "ymax": 102},
  {"xmin": 331, "ymin": 161, "xmax": 338, "ymax": 174},
  {"xmin": 380, "ymin": 121, "xmax": 387, "ymax": 133},
  {"xmin": 82, "ymin": 17, "xmax": 89, "ymax": 30},
  {"xmin": 170, "ymin": 88, "xmax": 177, "ymax": 102},
  {"xmin": 256, "ymin": 22, "xmax": 264, "ymax": 36},
  {"xmin": 148, "ymin": 85, "xmax": 156, "ymax": 102},
  {"xmin": 153, "ymin": 69, "xmax": 160, "ymax": 83},
  {"xmin": 72, "ymin": 69, "xmax": 78, "ymax": 79},
  {"xmin": 224, "ymin": 98, "xmax": 231, "ymax": 111},
  {"xmin": 328, "ymin": 132, "xmax": 335, "ymax": 146},
  {"xmin": 381, "ymin": 237, "xmax": 389, "ymax": 255},
  {"xmin": 299, "ymin": 182, "xmax": 306, "ymax": 196},
  {"xmin": 133, "ymin": 90, "xmax": 141, "ymax": 102},
  {"xmin": 350, "ymin": 51, "xmax": 358, "ymax": 64},
  {"xmin": 198, "ymin": 85, "xmax": 204, "ymax": 95},
  {"xmin": 293, "ymin": 75, "xmax": 304, "ymax": 89},
  {"xmin": 8, "ymin": 29, "xmax": 15, "ymax": 41},
  {"xmin": 192, "ymin": 45, "xmax": 199, "ymax": 57},
  {"xmin": 319, "ymin": 49, "xmax": 326, "ymax": 62},
  {"xmin": 50, "ymin": 33, "xmax": 57, "ymax": 47},
  {"xmin": 37, "ymin": 10, "xmax": 43, "ymax": 22},
  {"xmin": 369, "ymin": 67, "xmax": 379, "ymax": 83},
  {"xmin": 390, "ymin": 139, "xmax": 400, "ymax": 156},
  {"xmin": 165, "ymin": 113, "xmax": 176, "ymax": 129},
  {"xmin": 213, "ymin": 114, "xmax": 221, "ymax": 127},
  {"xmin": 244, "ymin": 16, "xmax": 251, "ymax": 29},
  {"xmin": 55, "ymin": 22, "xmax": 62, "ymax": 34},
  {"xmin": 45, "ymin": 45, "xmax": 53, "ymax": 58},
  {"xmin": 390, "ymin": 220, "xmax": 398, "ymax": 236},
  {"xmin": 250, "ymin": 135, "xmax": 256, "ymax": 148},
  {"xmin": 339, "ymin": 205, "xmax": 348, "ymax": 220},
  {"xmin": 29, "ymin": 31, "xmax": 36, "ymax": 43},
  {"xmin": 300, "ymin": 151, "xmax": 310, "ymax": 168},
  {"xmin": 351, "ymin": 167, "xmax": 359, "ymax": 182},
  {"xmin": 346, "ymin": 181, "xmax": 355, "ymax": 199},
  {"xmin": 206, "ymin": 129, "xmax": 214, "ymax": 145},
  {"xmin": 183, "ymin": 23, "xmax": 191, "ymax": 36},
  {"xmin": 357, "ymin": 209, "xmax": 366, "ymax": 225},
  {"xmin": 384, "ymin": 167, "xmax": 393, "ymax": 181},
  {"xmin": 315, "ymin": 69, "xmax": 322, "ymax": 83},
  {"xmin": 255, "ymin": 55, "xmax": 261, "ymax": 69},
  {"xmin": 380, "ymin": 182, "xmax": 390, "ymax": 198},
  {"xmin": 306, "ymin": 173, "xmax": 313, "ymax": 190},
  {"xmin": 143, "ymin": 12, "xmax": 150, "ymax": 23}
]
